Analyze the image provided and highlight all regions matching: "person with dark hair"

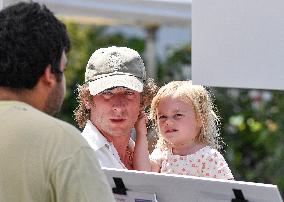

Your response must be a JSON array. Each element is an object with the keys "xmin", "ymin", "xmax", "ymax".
[
  {"xmin": 74, "ymin": 46, "xmax": 158, "ymax": 169},
  {"xmin": 0, "ymin": 2, "xmax": 114, "ymax": 201}
]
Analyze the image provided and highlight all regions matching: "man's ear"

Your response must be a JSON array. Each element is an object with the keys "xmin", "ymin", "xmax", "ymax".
[
  {"xmin": 83, "ymin": 97, "xmax": 92, "ymax": 110},
  {"xmin": 196, "ymin": 114, "xmax": 203, "ymax": 128},
  {"xmin": 41, "ymin": 65, "xmax": 57, "ymax": 87}
]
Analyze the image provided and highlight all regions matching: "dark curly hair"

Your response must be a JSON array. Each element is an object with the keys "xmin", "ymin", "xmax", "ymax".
[{"xmin": 0, "ymin": 1, "xmax": 70, "ymax": 89}]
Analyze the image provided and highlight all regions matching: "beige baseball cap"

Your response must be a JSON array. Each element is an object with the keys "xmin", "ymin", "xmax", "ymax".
[{"xmin": 85, "ymin": 46, "xmax": 146, "ymax": 95}]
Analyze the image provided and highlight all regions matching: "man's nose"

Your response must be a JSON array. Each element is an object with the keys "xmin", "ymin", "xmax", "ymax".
[{"xmin": 112, "ymin": 96, "xmax": 127, "ymax": 110}]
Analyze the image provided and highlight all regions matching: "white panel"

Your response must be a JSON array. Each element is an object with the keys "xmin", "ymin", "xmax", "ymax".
[
  {"xmin": 192, "ymin": 0, "xmax": 284, "ymax": 90},
  {"xmin": 103, "ymin": 167, "xmax": 283, "ymax": 202}
]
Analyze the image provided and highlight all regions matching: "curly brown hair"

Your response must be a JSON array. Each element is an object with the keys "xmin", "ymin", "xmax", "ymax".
[
  {"xmin": 74, "ymin": 78, "xmax": 158, "ymax": 129},
  {"xmin": 150, "ymin": 80, "xmax": 223, "ymax": 151}
]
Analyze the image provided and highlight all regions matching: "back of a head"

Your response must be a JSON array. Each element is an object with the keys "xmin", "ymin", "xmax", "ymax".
[{"xmin": 0, "ymin": 2, "xmax": 70, "ymax": 89}]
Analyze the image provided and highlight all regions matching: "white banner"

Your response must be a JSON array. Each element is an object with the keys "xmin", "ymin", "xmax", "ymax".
[{"xmin": 192, "ymin": 0, "xmax": 284, "ymax": 90}]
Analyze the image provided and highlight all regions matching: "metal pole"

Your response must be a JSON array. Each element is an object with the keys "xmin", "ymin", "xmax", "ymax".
[{"xmin": 145, "ymin": 25, "xmax": 159, "ymax": 79}]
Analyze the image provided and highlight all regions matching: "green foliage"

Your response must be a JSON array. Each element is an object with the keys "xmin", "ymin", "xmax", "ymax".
[
  {"xmin": 214, "ymin": 88, "xmax": 284, "ymax": 197},
  {"xmin": 157, "ymin": 45, "xmax": 191, "ymax": 84}
]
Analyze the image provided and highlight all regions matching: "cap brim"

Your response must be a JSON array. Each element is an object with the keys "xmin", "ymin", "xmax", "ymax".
[{"xmin": 88, "ymin": 74, "xmax": 143, "ymax": 96}]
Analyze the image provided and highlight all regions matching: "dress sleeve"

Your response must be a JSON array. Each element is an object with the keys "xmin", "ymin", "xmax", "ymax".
[
  {"xmin": 202, "ymin": 150, "xmax": 234, "ymax": 180},
  {"xmin": 50, "ymin": 147, "xmax": 115, "ymax": 202},
  {"xmin": 150, "ymin": 148, "xmax": 164, "ymax": 167}
]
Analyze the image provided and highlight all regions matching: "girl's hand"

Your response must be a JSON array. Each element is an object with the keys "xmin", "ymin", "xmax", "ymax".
[{"xmin": 135, "ymin": 111, "xmax": 148, "ymax": 137}]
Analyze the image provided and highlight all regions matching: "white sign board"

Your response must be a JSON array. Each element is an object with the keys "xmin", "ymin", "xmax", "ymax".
[
  {"xmin": 103, "ymin": 167, "xmax": 283, "ymax": 202},
  {"xmin": 192, "ymin": 0, "xmax": 284, "ymax": 90}
]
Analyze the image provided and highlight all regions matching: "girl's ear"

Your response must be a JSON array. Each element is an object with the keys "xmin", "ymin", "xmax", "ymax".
[{"xmin": 197, "ymin": 115, "xmax": 203, "ymax": 128}]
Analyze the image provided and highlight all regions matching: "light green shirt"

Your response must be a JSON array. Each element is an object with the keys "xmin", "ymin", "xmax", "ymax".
[{"xmin": 0, "ymin": 101, "xmax": 115, "ymax": 202}]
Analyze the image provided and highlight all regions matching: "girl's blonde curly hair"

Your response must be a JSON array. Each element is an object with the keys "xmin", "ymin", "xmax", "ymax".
[
  {"xmin": 74, "ymin": 78, "xmax": 158, "ymax": 129},
  {"xmin": 150, "ymin": 80, "xmax": 223, "ymax": 151}
]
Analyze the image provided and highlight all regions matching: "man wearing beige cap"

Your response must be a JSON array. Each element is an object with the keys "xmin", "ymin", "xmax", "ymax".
[{"xmin": 75, "ymin": 46, "xmax": 157, "ymax": 169}]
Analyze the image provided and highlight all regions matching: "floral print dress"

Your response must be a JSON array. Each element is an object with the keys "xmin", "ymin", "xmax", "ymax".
[{"xmin": 150, "ymin": 146, "xmax": 234, "ymax": 180}]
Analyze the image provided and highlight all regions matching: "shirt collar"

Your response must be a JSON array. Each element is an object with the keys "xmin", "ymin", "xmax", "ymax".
[{"xmin": 82, "ymin": 120, "xmax": 109, "ymax": 151}]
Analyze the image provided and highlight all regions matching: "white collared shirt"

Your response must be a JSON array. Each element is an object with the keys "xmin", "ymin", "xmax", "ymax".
[{"xmin": 82, "ymin": 120, "xmax": 127, "ymax": 169}]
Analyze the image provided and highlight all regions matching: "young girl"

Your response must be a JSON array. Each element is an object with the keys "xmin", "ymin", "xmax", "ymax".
[{"xmin": 133, "ymin": 80, "xmax": 234, "ymax": 180}]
